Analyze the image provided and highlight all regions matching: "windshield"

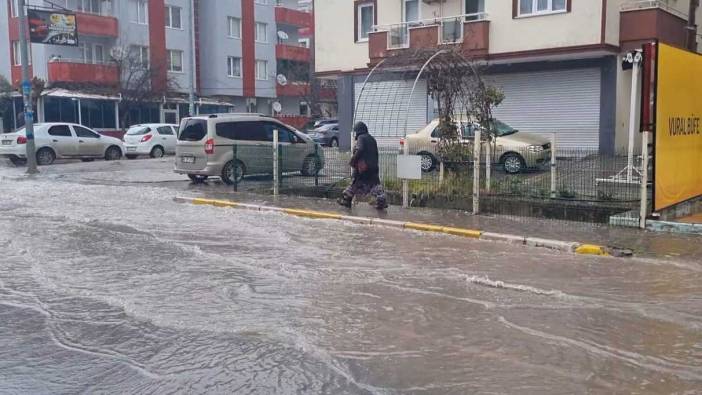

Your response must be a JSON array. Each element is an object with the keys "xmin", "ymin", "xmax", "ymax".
[
  {"xmin": 491, "ymin": 119, "xmax": 518, "ymax": 137},
  {"xmin": 126, "ymin": 126, "xmax": 150, "ymax": 135}
]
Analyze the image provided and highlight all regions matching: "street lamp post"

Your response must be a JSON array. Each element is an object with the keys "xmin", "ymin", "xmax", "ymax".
[{"xmin": 18, "ymin": 0, "xmax": 38, "ymax": 174}]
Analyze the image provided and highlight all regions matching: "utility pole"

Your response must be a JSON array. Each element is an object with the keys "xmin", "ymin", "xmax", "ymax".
[
  {"xmin": 18, "ymin": 0, "xmax": 38, "ymax": 174},
  {"xmin": 688, "ymin": 0, "xmax": 699, "ymax": 52},
  {"xmin": 188, "ymin": 0, "xmax": 197, "ymax": 116}
]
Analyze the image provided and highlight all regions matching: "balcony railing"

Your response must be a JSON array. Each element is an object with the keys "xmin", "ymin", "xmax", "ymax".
[
  {"xmin": 376, "ymin": 13, "xmax": 488, "ymax": 50},
  {"xmin": 276, "ymin": 44, "xmax": 311, "ymax": 62},
  {"xmin": 621, "ymin": 0, "xmax": 687, "ymax": 19},
  {"xmin": 47, "ymin": 59, "xmax": 119, "ymax": 85}
]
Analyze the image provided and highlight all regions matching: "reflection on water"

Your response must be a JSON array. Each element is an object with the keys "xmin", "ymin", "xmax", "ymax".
[{"xmin": 0, "ymin": 178, "xmax": 701, "ymax": 394}]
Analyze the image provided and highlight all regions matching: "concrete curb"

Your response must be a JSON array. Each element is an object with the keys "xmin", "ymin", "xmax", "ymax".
[{"xmin": 175, "ymin": 197, "xmax": 627, "ymax": 258}]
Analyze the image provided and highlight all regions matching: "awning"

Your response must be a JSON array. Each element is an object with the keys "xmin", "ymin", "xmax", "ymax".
[{"xmin": 41, "ymin": 88, "xmax": 120, "ymax": 101}]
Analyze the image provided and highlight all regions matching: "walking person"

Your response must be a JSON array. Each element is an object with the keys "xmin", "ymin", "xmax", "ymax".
[{"xmin": 338, "ymin": 122, "xmax": 388, "ymax": 210}]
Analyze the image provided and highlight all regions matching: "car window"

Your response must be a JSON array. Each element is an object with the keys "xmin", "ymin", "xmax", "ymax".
[
  {"xmin": 157, "ymin": 126, "xmax": 173, "ymax": 135},
  {"xmin": 127, "ymin": 126, "xmax": 150, "ymax": 135},
  {"xmin": 430, "ymin": 126, "xmax": 440, "ymax": 138},
  {"xmin": 462, "ymin": 124, "xmax": 475, "ymax": 139},
  {"xmin": 263, "ymin": 122, "xmax": 298, "ymax": 143},
  {"xmin": 179, "ymin": 119, "xmax": 207, "ymax": 141},
  {"xmin": 216, "ymin": 121, "xmax": 267, "ymax": 141},
  {"xmin": 48, "ymin": 125, "xmax": 72, "ymax": 137},
  {"xmin": 74, "ymin": 126, "xmax": 100, "ymax": 138}
]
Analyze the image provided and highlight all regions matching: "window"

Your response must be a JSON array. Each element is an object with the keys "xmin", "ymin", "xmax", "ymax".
[
  {"xmin": 11, "ymin": 41, "xmax": 31, "ymax": 66},
  {"xmin": 518, "ymin": 0, "xmax": 567, "ymax": 16},
  {"xmin": 165, "ymin": 6, "xmax": 182, "ymax": 29},
  {"xmin": 254, "ymin": 0, "xmax": 267, "ymax": 4},
  {"xmin": 255, "ymin": 22, "xmax": 267, "ymax": 43},
  {"xmin": 178, "ymin": 119, "xmax": 207, "ymax": 141},
  {"xmin": 78, "ymin": 0, "xmax": 109, "ymax": 15},
  {"xmin": 80, "ymin": 100, "xmax": 116, "ymax": 129},
  {"xmin": 356, "ymin": 3, "xmax": 374, "ymax": 42},
  {"xmin": 216, "ymin": 121, "xmax": 268, "ymax": 141},
  {"xmin": 465, "ymin": 0, "xmax": 484, "ymax": 20},
  {"xmin": 227, "ymin": 56, "xmax": 242, "ymax": 77},
  {"xmin": 130, "ymin": 45, "xmax": 150, "ymax": 69},
  {"xmin": 94, "ymin": 44, "xmax": 104, "ymax": 63},
  {"xmin": 157, "ymin": 126, "xmax": 174, "ymax": 135},
  {"xmin": 403, "ymin": 0, "xmax": 418, "ymax": 23},
  {"xmin": 10, "ymin": 0, "xmax": 19, "ymax": 17},
  {"xmin": 255, "ymin": 60, "xmax": 268, "ymax": 80},
  {"xmin": 81, "ymin": 43, "xmax": 103, "ymax": 64},
  {"xmin": 167, "ymin": 50, "xmax": 183, "ymax": 72},
  {"xmin": 298, "ymin": 38, "xmax": 310, "ymax": 48},
  {"xmin": 44, "ymin": 98, "xmax": 79, "ymax": 123},
  {"xmin": 75, "ymin": 126, "xmax": 100, "ymax": 138},
  {"xmin": 48, "ymin": 125, "xmax": 73, "ymax": 137},
  {"xmin": 228, "ymin": 17, "xmax": 241, "ymax": 38},
  {"xmin": 299, "ymin": 101, "xmax": 310, "ymax": 116},
  {"xmin": 262, "ymin": 122, "xmax": 295, "ymax": 143},
  {"xmin": 133, "ymin": 0, "xmax": 148, "ymax": 24}
]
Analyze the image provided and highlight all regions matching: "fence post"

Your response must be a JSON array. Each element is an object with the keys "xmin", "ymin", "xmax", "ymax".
[
  {"xmin": 485, "ymin": 139, "xmax": 491, "ymax": 193},
  {"xmin": 472, "ymin": 128, "xmax": 481, "ymax": 214},
  {"xmin": 639, "ymin": 130, "xmax": 650, "ymax": 229},
  {"xmin": 402, "ymin": 140, "xmax": 409, "ymax": 208},
  {"xmin": 273, "ymin": 129, "xmax": 279, "ymax": 197},
  {"xmin": 232, "ymin": 144, "xmax": 238, "ymax": 192},
  {"xmin": 550, "ymin": 133, "xmax": 557, "ymax": 198},
  {"xmin": 314, "ymin": 143, "xmax": 319, "ymax": 187},
  {"xmin": 439, "ymin": 161, "xmax": 444, "ymax": 185}
]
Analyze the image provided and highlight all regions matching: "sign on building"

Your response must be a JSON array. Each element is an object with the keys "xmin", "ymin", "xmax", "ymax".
[
  {"xmin": 654, "ymin": 43, "xmax": 702, "ymax": 210},
  {"xmin": 27, "ymin": 9, "xmax": 78, "ymax": 46}
]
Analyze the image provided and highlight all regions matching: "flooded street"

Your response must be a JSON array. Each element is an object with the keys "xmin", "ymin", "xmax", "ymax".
[{"xmin": 1, "ymin": 162, "xmax": 702, "ymax": 394}]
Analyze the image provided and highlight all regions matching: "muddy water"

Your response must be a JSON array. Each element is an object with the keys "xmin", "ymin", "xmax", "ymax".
[{"xmin": 1, "ymin": 176, "xmax": 701, "ymax": 394}]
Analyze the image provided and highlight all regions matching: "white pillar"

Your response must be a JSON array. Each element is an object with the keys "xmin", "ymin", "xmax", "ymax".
[
  {"xmin": 77, "ymin": 99, "xmax": 82, "ymax": 125},
  {"xmin": 627, "ymin": 54, "xmax": 642, "ymax": 182},
  {"xmin": 639, "ymin": 131, "xmax": 650, "ymax": 229},
  {"xmin": 114, "ymin": 101, "xmax": 120, "ymax": 129},
  {"xmin": 550, "ymin": 133, "xmax": 557, "ymax": 198},
  {"xmin": 402, "ymin": 134, "xmax": 409, "ymax": 208},
  {"xmin": 273, "ymin": 128, "xmax": 279, "ymax": 197}
]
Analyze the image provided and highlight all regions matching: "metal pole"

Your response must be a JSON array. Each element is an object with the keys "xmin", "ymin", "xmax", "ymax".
[
  {"xmin": 188, "ymin": 0, "xmax": 197, "ymax": 116},
  {"xmin": 232, "ymin": 144, "xmax": 238, "ymax": 192},
  {"xmin": 550, "ymin": 133, "xmax": 557, "ymax": 198},
  {"xmin": 314, "ymin": 143, "xmax": 319, "ymax": 186},
  {"xmin": 485, "ymin": 139, "xmax": 491, "ymax": 193},
  {"xmin": 18, "ymin": 0, "xmax": 38, "ymax": 174},
  {"xmin": 639, "ymin": 131, "xmax": 650, "ymax": 229},
  {"xmin": 402, "ymin": 132, "xmax": 409, "ymax": 208},
  {"xmin": 273, "ymin": 129, "xmax": 279, "ymax": 197},
  {"xmin": 472, "ymin": 128, "xmax": 481, "ymax": 214},
  {"xmin": 627, "ymin": 56, "xmax": 641, "ymax": 182}
]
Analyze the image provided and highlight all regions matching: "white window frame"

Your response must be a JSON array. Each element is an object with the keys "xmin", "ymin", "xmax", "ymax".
[
  {"xmin": 403, "ymin": 0, "xmax": 420, "ymax": 23},
  {"xmin": 93, "ymin": 43, "xmax": 104, "ymax": 63},
  {"xmin": 227, "ymin": 16, "xmax": 241, "ymax": 39},
  {"xmin": 167, "ymin": 49, "xmax": 183, "ymax": 73},
  {"xmin": 517, "ymin": 0, "xmax": 567, "ymax": 17},
  {"xmin": 131, "ymin": 45, "xmax": 150, "ymax": 69},
  {"xmin": 255, "ymin": 60, "xmax": 268, "ymax": 81},
  {"xmin": 356, "ymin": 3, "xmax": 374, "ymax": 43},
  {"xmin": 227, "ymin": 56, "xmax": 242, "ymax": 78},
  {"xmin": 255, "ymin": 0, "xmax": 267, "ymax": 4},
  {"xmin": 78, "ymin": 0, "xmax": 107, "ymax": 15},
  {"xmin": 11, "ymin": 41, "xmax": 31, "ymax": 66},
  {"xmin": 165, "ymin": 5, "xmax": 182, "ymax": 29},
  {"xmin": 133, "ymin": 0, "xmax": 148, "ymax": 24},
  {"xmin": 298, "ymin": 38, "xmax": 310, "ymax": 48},
  {"xmin": 10, "ymin": 0, "xmax": 19, "ymax": 18},
  {"xmin": 255, "ymin": 22, "xmax": 268, "ymax": 43}
]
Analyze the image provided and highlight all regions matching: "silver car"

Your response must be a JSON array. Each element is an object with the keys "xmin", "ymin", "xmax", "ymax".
[
  {"xmin": 308, "ymin": 123, "xmax": 340, "ymax": 147},
  {"xmin": 174, "ymin": 114, "xmax": 325, "ymax": 184}
]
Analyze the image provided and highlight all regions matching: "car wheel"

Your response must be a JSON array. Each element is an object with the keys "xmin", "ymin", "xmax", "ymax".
[
  {"xmin": 104, "ymin": 146, "xmax": 122, "ymax": 161},
  {"xmin": 221, "ymin": 160, "xmax": 245, "ymax": 185},
  {"xmin": 187, "ymin": 174, "xmax": 208, "ymax": 183},
  {"xmin": 126, "ymin": 155, "xmax": 138, "ymax": 160},
  {"xmin": 36, "ymin": 148, "xmax": 56, "ymax": 166},
  {"xmin": 502, "ymin": 153, "xmax": 526, "ymax": 174},
  {"xmin": 330, "ymin": 138, "xmax": 339, "ymax": 148},
  {"xmin": 9, "ymin": 157, "xmax": 26, "ymax": 167},
  {"xmin": 418, "ymin": 152, "xmax": 436, "ymax": 172},
  {"xmin": 301, "ymin": 155, "xmax": 321, "ymax": 176},
  {"xmin": 150, "ymin": 146, "xmax": 165, "ymax": 159}
]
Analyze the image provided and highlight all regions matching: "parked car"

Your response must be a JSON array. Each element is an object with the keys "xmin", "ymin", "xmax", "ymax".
[
  {"xmin": 123, "ymin": 123, "xmax": 178, "ymax": 159},
  {"xmin": 303, "ymin": 118, "xmax": 338, "ymax": 133},
  {"xmin": 308, "ymin": 123, "xmax": 340, "ymax": 147},
  {"xmin": 0, "ymin": 123, "xmax": 124, "ymax": 166},
  {"xmin": 174, "ymin": 114, "xmax": 325, "ymax": 184},
  {"xmin": 402, "ymin": 118, "xmax": 551, "ymax": 174}
]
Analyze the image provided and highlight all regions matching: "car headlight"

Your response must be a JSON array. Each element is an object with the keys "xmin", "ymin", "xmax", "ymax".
[{"xmin": 527, "ymin": 145, "xmax": 544, "ymax": 153}]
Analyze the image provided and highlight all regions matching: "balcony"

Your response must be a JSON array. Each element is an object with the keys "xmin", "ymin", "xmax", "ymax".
[
  {"xmin": 369, "ymin": 13, "xmax": 490, "ymax": 64},
  {"xmin": 277, "ymin": 82, "xmax": 310, "ymax": 97},
  {"xmin": 620, "ymin": 1, "xmax": 688, "ymax": 52},
  {"xmin": 275, "ymin": 7, "xmax": 313, "ymax": 28},
  {"xmin": 76, "ymin": 12, "xmax": 119, "ymax": 38},
  {"xmin": 48, "ymin": 60, "xmax": 119, "ymax": 85},
  {"xmin": 276, "ymin": 44, "xmax": 311, "ymax": 62}
]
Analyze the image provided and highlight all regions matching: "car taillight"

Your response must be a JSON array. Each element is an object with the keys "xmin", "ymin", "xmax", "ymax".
[
  {"xmin": 204, "ymin": 138, "xmax": 215, "ymax": 155},
  {"xmin": 141, "ymin": 134, "xmax": 152, "ymax": 143},
  {"xmin": 399, "ymin": 138, "xmax": 405, "ymax": 146},
  {"xmin": 17, "ymin": 136, "xmax": 27, "ymax": 145}
]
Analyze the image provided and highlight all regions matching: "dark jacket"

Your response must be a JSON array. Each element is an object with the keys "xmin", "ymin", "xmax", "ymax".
[{"xmin": 350, "ymin": 129, "xmax": 380, "ymax": 184}]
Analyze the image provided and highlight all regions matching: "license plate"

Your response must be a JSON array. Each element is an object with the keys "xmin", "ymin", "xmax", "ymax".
[
  {"xmin": 126, "ymin": 146, "xmax": 137, "ymax": 152},
  {"xmin": 181, "ymin": 156, "xmax": 195, "ymax": 164},
  {"xmin": 2, "ymin": 140, "xmax": 11, "ymax": 145}
]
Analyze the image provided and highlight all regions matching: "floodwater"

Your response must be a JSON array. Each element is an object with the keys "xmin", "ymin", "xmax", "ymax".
[{"xmin": 1, "ymin": 167, "xmax": 702, "ymax": 394}]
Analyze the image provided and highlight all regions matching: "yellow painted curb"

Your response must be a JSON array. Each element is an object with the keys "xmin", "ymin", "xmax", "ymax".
[
  {"xmin": 283, "ymin": 208, "xmax": 343, "ymax": 220},
  {"xmin": 404, "ymin": 222, "xmax": 445, "ymax": 233},
  {"xmin": 192, "ymin": 198, "xmax": 238, "ymax": 208},
  {"xmin": 575, "ymin": 244, "xmax": 609, "ymax": 256},
  {"xmin": 442, "ymin": 227, "xmax": 482, "ymax": 239}
]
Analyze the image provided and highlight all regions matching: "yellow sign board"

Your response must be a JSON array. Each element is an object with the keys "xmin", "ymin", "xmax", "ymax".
[{"xmin": 655, "ymin": 43, "xmax": 702, "ymax": 211}]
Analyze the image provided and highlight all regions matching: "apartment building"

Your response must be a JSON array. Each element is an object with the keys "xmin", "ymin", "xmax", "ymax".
[
  {"xmin": 315, "ymin": 0, "xmax": 702, "ymax": 152},
  {"xmin": 0, "ymin": 0, "xmax": 320, "ymax": 133}
]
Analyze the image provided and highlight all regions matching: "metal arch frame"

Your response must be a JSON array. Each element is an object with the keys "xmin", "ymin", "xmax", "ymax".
[
  {"xmin": 352, "ymin": 59, "xmax": 387, "ymax": 126},
  {"xmin": 402, "ymin": 50, "xmax": 448, "ymax": 137}
]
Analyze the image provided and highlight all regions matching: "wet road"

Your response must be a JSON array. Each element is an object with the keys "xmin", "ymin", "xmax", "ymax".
[{"xmin": 1, "ymin": 160, "xmax": 702, "ymax": 394}]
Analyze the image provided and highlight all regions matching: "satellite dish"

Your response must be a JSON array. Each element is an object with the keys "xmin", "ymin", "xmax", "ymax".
[
  {"xmin": 272, "ymin": 101, "xmax": 282, "ymax": 113},
  {"xmin": 276, "ymin": 74, "xmax": 288, "ymax": 86},
  {"xmin": 277, "ymin": 31, "xmax": 289, "ymax": 40},
  {"xmin": 110, "ymin": 47, "xmax": 125, "ymax": 61}
]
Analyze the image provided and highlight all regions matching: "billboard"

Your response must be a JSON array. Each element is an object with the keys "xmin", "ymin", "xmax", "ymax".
[
  {"xmin": 654, "ymin": 43, "xmax": 702, "ymax": 211},
  {"xmin": 27, "ymin": 9, "xmax": 78, "ymax": 46}
]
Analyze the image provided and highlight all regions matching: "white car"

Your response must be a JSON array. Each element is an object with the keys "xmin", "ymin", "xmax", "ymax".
[
  {"xmin": 0, "ymin": 123, "xmax": 124, "ymax": 166},
  {"xmin": 123, "ymin": 124, "xmax": 178, "ymax": 159}
]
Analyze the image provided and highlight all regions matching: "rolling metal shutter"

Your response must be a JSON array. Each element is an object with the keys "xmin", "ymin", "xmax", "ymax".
[
  {"xmin": 487, "ymin": 68, "xmax": 601, "ymax": 150},
  {"xmin": 353, "ymin": 79, "xmax": 428, "ymax": 148}
]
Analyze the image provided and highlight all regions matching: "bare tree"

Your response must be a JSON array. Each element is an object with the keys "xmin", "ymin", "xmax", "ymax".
[
  {"xmin": 0, "ymin": 75, "xmax": 12, "ymax": 132},
  {"xmin": 278, "ymin": 59, "xmax": 336, "ymax": 119}
]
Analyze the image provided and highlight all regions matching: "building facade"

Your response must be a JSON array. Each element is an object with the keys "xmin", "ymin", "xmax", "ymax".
[
  {"xmin": 314, "ymin": 0, "xmax": 702, "ymax": 152},
  {"xmin": 0, "ymin": 0, "xmax": 323, "ymax": 133}
]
